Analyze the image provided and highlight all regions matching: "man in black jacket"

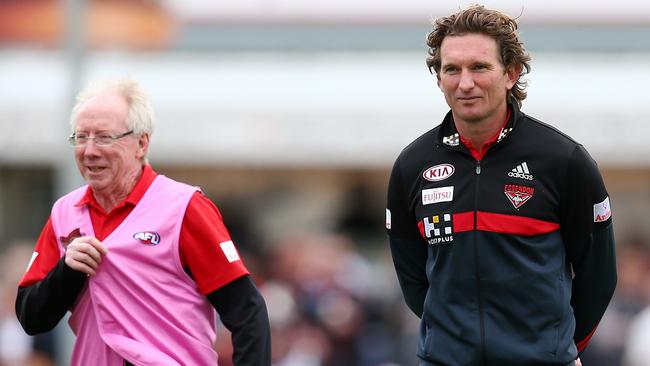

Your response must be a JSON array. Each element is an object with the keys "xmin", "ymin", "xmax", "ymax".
[{"xmin": 386, "ymin": 5, "xmax": 616, "ymax": 366}]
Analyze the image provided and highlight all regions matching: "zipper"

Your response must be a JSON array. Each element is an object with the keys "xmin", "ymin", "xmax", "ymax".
[{"xmin": 473, "ymin": 159, "xmax": 486, "ymax": 365}]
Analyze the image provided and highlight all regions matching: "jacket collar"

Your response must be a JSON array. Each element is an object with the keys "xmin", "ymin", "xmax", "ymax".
[{"xmin": 437, "ymin": 96, "xmax": 522, "ymax": 148}]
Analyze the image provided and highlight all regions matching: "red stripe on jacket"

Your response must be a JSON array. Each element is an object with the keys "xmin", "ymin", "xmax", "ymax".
[{"xmin": 453, "ymin": 211, "xmax": 560, "ymax": 236}]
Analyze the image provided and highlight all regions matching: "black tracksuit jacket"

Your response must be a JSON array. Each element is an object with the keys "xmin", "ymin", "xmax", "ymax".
[{"xmin": 386, "ymin": 99, "xmax": 616, "ymax": 366}]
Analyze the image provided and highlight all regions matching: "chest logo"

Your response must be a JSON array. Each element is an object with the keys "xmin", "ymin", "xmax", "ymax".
[
  {"xmin": 423, "ymin": 164, "xmax": 455, "ymax": 182},
  {"xmin": 422, "ymin": 186, "xmax": 454, "ymax": 205},
  {"xmin": 59, "ymin": 228, "xmax": 84, "ymax": 247},
  {"xmin": 504, "ymin": 184, "xmax": 534, "ymax": 209},
  {"xmin": 134, "ymin": 231, "xmax": 161, "ymax": 245},
  {"xmin": 508, "ymin": 162, "xmax": 534, "ymax": 180},
  {"xmin": 418, "ymin": 213, "xmax": 454, "ymax": 246}
]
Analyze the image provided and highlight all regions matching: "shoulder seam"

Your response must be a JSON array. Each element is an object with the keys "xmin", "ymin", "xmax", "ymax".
[{"xmin": 521, "ymin": 113, "xmax": 580, "ymax": 146}]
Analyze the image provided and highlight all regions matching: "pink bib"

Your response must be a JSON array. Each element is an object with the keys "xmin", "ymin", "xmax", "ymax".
[{"xmin": 51, "ymin": 175, "xmax": 218, "ymax": 366}]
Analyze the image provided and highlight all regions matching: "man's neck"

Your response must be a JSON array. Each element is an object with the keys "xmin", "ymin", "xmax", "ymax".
[
  {"xmin": 93, "ymin": 166, "xmax": 143, "ymax": 213},
  {"xmin": 453, "ymin": 106, "xmax": 509, "ymax": 150}
]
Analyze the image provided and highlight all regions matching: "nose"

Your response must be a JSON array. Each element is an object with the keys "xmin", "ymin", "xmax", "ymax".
[
  {"xmin": 458, "ymin": 70, "xmax": 475, "ymax": 91},
  {"xmin": 80, "ymin": 139, "xmax": 102, "ymax": 157}
]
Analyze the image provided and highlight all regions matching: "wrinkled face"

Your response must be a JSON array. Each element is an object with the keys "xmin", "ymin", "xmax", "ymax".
[
  {"xmin": 438, "ymin": 33, "xmax": 519, "ymax": 125},
  {"xmin": 73, "ymin": 93, "xmax": 148, "ymax": 197}
]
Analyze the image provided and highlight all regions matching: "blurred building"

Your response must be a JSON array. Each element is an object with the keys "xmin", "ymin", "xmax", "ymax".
[{"xmin": 1, "ymin": 0, "xmax": 649, "ymax": 365}]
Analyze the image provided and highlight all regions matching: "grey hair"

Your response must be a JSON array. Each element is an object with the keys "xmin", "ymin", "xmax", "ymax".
[
  {"xmin": 70, "ymin": 77, "xmax": 155, "ymax": 137},
  {"xmin": 69, "ymin": 77, "xmax": 155, "ymax": 162}
]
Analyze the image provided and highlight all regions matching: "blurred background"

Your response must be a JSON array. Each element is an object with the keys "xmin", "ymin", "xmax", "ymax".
[{"xmin": 1, "ymin": 0, "xmax": 649, "ymax": 365}]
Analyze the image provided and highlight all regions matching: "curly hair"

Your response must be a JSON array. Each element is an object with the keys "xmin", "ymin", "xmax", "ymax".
[{"xmin": 425, "ymin": 5, "xmax": 531, "ymax": 106}]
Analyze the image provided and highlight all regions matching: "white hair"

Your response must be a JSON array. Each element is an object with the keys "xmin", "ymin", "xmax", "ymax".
[
  {"xmin": 70, "ymin": 77, "xmax": 155, "ymax": 136},
  {"xmin": 69, "ymin": 77, "xmax": 155, "ymax": 162}
]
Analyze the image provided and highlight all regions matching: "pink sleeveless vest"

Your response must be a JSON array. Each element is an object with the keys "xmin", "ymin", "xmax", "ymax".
[{"xmin": 51, "ymin": 175, "xmax": 218, "ymax": 366}]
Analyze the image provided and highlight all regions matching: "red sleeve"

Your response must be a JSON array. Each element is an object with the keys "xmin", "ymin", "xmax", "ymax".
[
  {"xmin": 180, "ymin": 192, "xmax": 249, "ymax": 295},
  {"xmin": 18, "ymin": 217, "xmax": 64, "ymax": 287}
]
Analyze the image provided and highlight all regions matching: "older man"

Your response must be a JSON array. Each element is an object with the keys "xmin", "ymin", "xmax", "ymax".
[
  {"xmin": 16, "ymin": 78, "xmax": 271, "ymax": 365},
  {"xmin": 386, "ymin": 5, "xmax": 616, "ymax": 366}
]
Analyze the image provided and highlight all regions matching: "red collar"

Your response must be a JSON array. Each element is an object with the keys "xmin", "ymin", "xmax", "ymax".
[{"xmin": 459, "ymin": 108, "xmax": 511, "ymax": 161}]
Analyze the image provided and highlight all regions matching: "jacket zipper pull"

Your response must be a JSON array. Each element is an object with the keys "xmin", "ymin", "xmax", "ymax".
[{"xmin": 476, "ymin": 162, "xmax": 481, "ymax": 175}]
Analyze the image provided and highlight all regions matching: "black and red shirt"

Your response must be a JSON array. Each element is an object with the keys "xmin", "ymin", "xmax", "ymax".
[{"xmin": 386, "ymin": 98, "xmax": 616, "ymax": 365}]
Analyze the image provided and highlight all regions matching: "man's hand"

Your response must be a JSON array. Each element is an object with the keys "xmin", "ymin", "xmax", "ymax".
[
  {"xmin": 65, "ymin": 236, "xmax": 108, "ymax": 276},
  {"xmin": 576, "ymin": 357, "xmax": 582, "ymax": 366}
]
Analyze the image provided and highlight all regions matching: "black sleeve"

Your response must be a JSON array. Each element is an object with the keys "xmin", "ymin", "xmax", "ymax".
[
  {"xmin": 16, "ymin": 257, "xmax": 87, "ymax": 335},
  {"xmin": 386, "ymin": 156, "xmax": 429, "ymax": 317},
  {"xmin": 207, "ymin": 275, "xmax": 271, "ymax": 366},
  {"xmin": 561, "ymin": 145, "xmax": 617, "ymax": 354}
]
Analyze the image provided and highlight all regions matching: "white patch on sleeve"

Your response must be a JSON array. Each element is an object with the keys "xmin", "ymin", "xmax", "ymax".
[
  {"xmin": 219, "ymin": 241, "xmax": 240, "ymax": 263},
  {"xmin": 593, "ymin": 196, "xmax": 612, "ymax": 222},
  {"xmin": 385, "ymin": 208, "xmax": 392, "ymax": 229},
  {"xmin": 26, "ymin": 252, "xmax": 39, "ymax": 272}
]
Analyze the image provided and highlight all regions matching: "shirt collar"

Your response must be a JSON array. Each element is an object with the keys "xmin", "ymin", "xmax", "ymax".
[
  {"xmin": 459, "ymin": 107, "xmax": 512, "ymax": 151},
  {"xmin": 74, "ymin": 165, "xmax": 158, "ymax": 212},
  {"xmin": 439, "ymin": 97, "xmax": 518, "ymax": 150}
]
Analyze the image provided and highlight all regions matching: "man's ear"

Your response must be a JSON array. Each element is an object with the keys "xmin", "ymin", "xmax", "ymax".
[
  {"xmin": 136, "ymin": 133, "xmax": 150, "ymax": 160},
  {"xmin": 506, "ymin": 64, "xmax": 522, "ymax": 90}
]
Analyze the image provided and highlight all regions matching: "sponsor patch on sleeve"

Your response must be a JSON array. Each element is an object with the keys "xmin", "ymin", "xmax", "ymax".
[
  {"xmin": 593, "ymin": 196, "xmax": 612, "ymax": 222},
  {"xmin": 385, "ymin": 208, "xmax": 392, "ymax": 229},
  {"xmin": 219, "ymin": 241, "xmax": 241, "ymax": 263},
  {"xmin": 26, "ymin": 252, "xmax": 39, "ymax": 272}
]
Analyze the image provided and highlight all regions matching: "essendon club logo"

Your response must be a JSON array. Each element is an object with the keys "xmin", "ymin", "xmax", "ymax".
[
  {"xmin": 133, "ymin": 231, "xmax": 161, "ymax": 245},
  {"xmin": 504, "ymin": 184, "xmax": 534, "ymax": 209},
  {"xmin": 423, "ymin": 164, "xmax": 455, "ymax": 182}
]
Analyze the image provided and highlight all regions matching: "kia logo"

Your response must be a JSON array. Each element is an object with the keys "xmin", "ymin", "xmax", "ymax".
[{"xmin": 423, "ymin": 164, "xmax": 455, "ymax": 182}]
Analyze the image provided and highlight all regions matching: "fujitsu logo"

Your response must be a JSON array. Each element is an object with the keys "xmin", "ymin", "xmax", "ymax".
[
  {"xmin": 423, "ymin": 164, "xmax": 455, "ymax": 182},
  {"xmin": 422, "ymin": 186, "xmax": 454, "ymax": 205}
]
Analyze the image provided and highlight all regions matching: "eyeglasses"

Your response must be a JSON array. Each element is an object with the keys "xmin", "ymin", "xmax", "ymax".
[{"xmin": 68, "ymin": 130, "xmax": 134, "ymax": 147}]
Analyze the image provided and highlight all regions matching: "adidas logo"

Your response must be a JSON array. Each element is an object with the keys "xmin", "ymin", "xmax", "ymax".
[{"xmin": 508, "ymin": 162, "xmax": 534, "ymax": 180}]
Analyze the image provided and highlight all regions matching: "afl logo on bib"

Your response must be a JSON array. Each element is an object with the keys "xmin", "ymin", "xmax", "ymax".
[
  {"xmin": 423, "ymin": 164, "xmax": 455, "ymax": 182},
  {"xmin": 134, "ymin": 231, "xmax": 161, "ymax": 245}
]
